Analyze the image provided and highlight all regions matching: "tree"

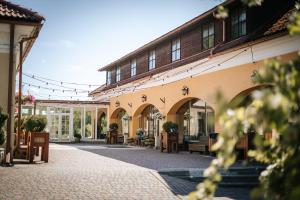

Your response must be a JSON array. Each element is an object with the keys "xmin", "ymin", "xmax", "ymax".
[{"xmin": 189, "ymin": 1, "xmax": 300, "ymax": 200}]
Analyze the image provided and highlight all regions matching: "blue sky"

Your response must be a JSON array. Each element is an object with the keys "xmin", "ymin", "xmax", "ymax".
[{"xmin": 13, "ymin": 0, "xmax": 220, "ymax": 100}]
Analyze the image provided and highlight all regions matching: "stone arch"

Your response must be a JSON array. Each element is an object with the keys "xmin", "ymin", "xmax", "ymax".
[
  {"xmin": 229, "ymin": 84, "xmax": 271, "ymax": 106},
  {"xmin": 166, "ymin": 97, "xmax": 215, "ymax": 147},
  {"xmin": 110, "ymin": 107, "xmax": 128, "ymax": 120},
  {"xmin": 109, "ymin": 107, "xmax": 129, "ymax": 136},
  {"xmin": 131, "ymin": 103, "xmax": 163, "ymax": 139},
  {"xmin": 167, "ymin": 97, "xmax": 201, "ymax": 117}
]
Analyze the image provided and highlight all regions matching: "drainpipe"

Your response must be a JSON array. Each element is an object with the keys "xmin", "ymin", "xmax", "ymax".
[
  {"xmin": 5, "ymin": 24, "xmax": 15, "ymax": 165},
  {"xmin": 17, "ymin": 36, "xmax": 37, "ymax": 147}
]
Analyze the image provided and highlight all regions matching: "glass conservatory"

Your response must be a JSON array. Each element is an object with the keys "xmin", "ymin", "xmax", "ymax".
[{"xmin": 21, "ymin": 100, "xmax": 109, "ymax": 142}]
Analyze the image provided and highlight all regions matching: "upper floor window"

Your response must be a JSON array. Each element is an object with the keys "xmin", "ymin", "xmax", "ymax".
[
  {"xmin": 149, "ymin": 50, "xmax": 156, "ymax": 70},
  {"xmin": 172, "ymin": 38, "xmax": 180, "ymax": 62},
  {"xmin": 107, "ymin": 71, "xmax": 111, "ymax": 85},
  {"xmin": 231, "ymin": 8, "xmax": 246, "ymax": 39},
  {"xmin": 202, "ymin": 22, "xmax": 214, "ymax": 50},
  {"xmin": 131, "ymin": 59, "xmax": 136, "ymax": 77},
  {"xmin": 116, "ymin": 66, "xmax": 121, "ymax": 82}
]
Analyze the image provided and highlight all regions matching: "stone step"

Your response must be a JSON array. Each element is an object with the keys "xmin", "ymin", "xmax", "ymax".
[{"xmin": 158, "ymin": 166, "xmax": 265, "ymax": 187}]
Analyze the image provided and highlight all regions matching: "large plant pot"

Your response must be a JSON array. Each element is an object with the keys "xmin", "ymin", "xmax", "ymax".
[
  {"xmin": 107, "ymin": 130, "xmax": 118, "ymax": 144},
  {"xmin": 160, "ymin": 132, "xmax": 179, "ymax": 153},
  {"xmin": 27, "ymin": 132, "xmax": 49, "ymax": 163}
]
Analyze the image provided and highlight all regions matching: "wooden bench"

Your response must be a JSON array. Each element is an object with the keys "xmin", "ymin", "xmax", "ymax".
[{"xmin": 189, "ymin": 136, "xmax": 209, "ymax": 154}]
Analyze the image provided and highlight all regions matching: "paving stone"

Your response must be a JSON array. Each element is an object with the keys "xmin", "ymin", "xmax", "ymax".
[{"xmin": 0, "ymin": 144, "xmax": 252, "ymax": 200}]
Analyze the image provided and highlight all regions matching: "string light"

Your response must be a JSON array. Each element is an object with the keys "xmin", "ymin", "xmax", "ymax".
[
  {"xmin": 23, "ymin": 82, "xmax": 89, "ymax": 93},
  {"xmin": 23, "ymin": 72, "xmax": 101, "ymax": 87},
  {"xmin": 23, "ymin": 73, "xmax": 96, "ymax": 91}
]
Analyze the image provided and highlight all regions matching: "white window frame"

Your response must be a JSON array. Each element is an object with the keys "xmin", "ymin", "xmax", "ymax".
[
  {"xmin": 172, "ymin": 38, "xmax": 180, "ymax": 62},
  {"xmin": 149, "ymin": 50, "xmax": 156, "ymax": 70},
  {"xmin": 116, "ymin": 67, "xmax": 121, "ymax": 82},
  {"xmin": 131, "ymin": 59, "xmax": 136, "ymax": 77}
]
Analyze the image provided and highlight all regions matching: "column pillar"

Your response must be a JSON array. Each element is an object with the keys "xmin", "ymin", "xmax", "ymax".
[
  {"xmin": 69, "ymin": 107, "xmax": 74, "ymax": 141},
  {"xmin": 82, "ymin": 107, "xmax": 86, "ymax": 139},
  {"xmin": 95, "ymin": 107, "xmax": 98, "ymax": 140}
]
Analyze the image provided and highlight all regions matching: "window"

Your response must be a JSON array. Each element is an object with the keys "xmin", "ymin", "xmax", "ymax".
[
  {"xmin": 107, "ymin": 71, "xmax": 111, "ymax": 85},
  {"xmin": 172, "ymin": 38, "xmax": 180, "ymax": 62},
  {"xmin": 149, "ymin": 50, "xmax": 156, "ymax": 70},
  {"xmin": 231, "ymin": 8, "xmax": 246, "ymax": 39},
  {"xmin": 131, "ymin": 59, "xmax": 136, "ymax": 77},
  {"xmin": 202, "ymin": 22, "xmax": 214, "ymax": 50},
  {"xmin": 116, "ymin": 67, "xmax": 121, "ymax": 82}
]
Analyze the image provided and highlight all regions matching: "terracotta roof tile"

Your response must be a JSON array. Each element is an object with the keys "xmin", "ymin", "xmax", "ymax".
[
  {"xmin": 0, "ymin": 0, "xmax": 44, "ymax": 22},
  {"xmin": 264, "ymin": 8, "xmax": 295, "ymax": 36}
]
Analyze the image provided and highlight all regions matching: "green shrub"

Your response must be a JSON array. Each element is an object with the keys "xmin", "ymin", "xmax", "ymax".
[
  {"xmin": 0, "ymin": 107, "xmax": 8, "ymax": 145},
  {"xmin": 162, "ymin": 121, "xmax": 178, "ymax": 133},
  {"xmin": 23, "ymin": 115, "xmax": 47, "ymax": 132},
  {"xmin": 74, "ymin": 132, "xmax": 82, "ymax": 139},
  {"xmin": 109, "ymin": 123, "xmax": 118, "ymax": 131}
]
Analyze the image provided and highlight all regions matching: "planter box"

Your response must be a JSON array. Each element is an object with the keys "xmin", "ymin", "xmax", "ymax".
[
  {"xmin": 27, "ymin": 132, "xmax": 49, "ymax": 163},
  {"xmin": 160, "ymin": 132, "xmax": 179, "ymax": 153},
  {"xmin": 107, "ymin": 130, "xmax": 118, "ymax": 144}
]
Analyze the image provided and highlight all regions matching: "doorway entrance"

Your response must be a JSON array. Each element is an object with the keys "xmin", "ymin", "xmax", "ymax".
[{"xmin": 47, "ymin": 107, "xmax": 72, "ymax": 142}]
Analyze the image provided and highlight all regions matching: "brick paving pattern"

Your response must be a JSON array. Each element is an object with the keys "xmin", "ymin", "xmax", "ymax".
[{"xmin": 0, "ymin": 144, "xmax": 251, "ymax": 200}]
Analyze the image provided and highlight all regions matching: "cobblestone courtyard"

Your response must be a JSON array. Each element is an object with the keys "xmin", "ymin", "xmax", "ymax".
[{"xmin": 0, "ymin": 144, "xmax": 251, "ymax": 200}]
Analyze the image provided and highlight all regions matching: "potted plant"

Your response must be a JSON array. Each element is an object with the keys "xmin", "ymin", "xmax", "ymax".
[
  {"xmin": 0, "ymin": 107, "xmax": 8, "ymax": 146},
  {"xmin": 107, "ymin": 123, "xmax": 118, "ymax": 144},
  {"xmin": 162, "ymin": 121, "xmax": 178, "ymax": 134},
  {"xmin": 161, "ymin": 121, "xmax": 179, "ymax": 153},
  {"xmin": 109, "ymin": 123, "xmax": 118, "ymax": 131},
  {"xmin": 23, "ymin": 115, "xmax": 49, "ymax": 163},
  {"xmin": 23, "ymin": 115, "xmax": 47, "ymax": 133},
  {"xmin": 74, "ymin": 132, "xmax": 82, "ymax": 143}
]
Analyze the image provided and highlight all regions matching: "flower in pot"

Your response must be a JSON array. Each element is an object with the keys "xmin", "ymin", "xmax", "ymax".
[
  {"xmin": 162, "ymin": 121, "xmax": 179, "ymax": 134},
  {"xmin": 0, "ymin": 107, "xmax": 8, "ymax": 145}
]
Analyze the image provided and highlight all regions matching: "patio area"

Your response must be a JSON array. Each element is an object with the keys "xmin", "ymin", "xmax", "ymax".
[{"xmin": 0, "ymin": 143, "xmax": 252, "ymax": 200}]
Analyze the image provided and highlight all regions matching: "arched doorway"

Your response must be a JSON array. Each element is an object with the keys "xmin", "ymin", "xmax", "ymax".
[
  {"xmin": 111, "ymin": 108, "xmax": 130, "ymax": 137},
  {"xmin": 168, "ymin": 98, "xmax": 215, "ymax": 150},
  {"xmin": 229, "ymin": 85, "xmax": 271, "ymax": 159},
  {"xmin": 134, "ymin": 104, "xmax": 163, "ymax": 147}
]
